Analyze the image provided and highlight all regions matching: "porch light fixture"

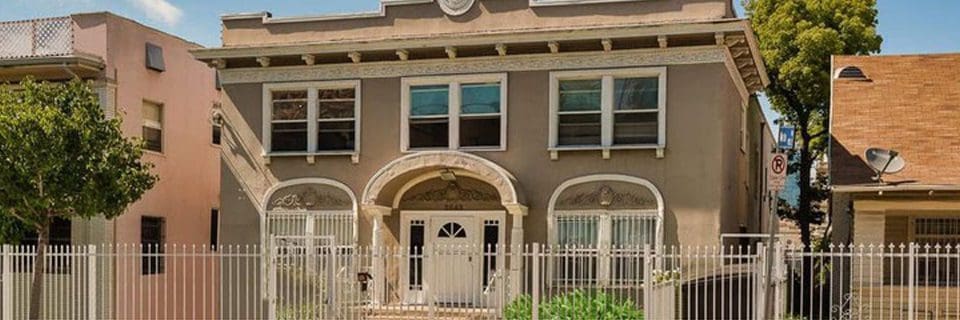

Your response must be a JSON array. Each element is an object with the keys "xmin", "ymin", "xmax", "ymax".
[{"xmin": 440, "ymin": 169, "xmax": 457, "ymax": 182}]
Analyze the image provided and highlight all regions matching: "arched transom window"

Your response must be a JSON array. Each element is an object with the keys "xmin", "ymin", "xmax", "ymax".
[{"xmin": 264, "ymin": 180, "xmax": 357, "ymax": 248}]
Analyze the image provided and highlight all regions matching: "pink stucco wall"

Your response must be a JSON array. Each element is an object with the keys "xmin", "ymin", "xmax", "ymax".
[
  {"xmin": 71, "ymin": 12, "xmax": 221, "ymax": 246},
  {"xmin": 72, "ymin": 13, "xmax": 221, "ymax": 318}
]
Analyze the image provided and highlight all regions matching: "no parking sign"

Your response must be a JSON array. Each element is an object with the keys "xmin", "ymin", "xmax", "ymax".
[{"xmin": 769, "ymin": 153, "xmax": 787, "ymax": 192}]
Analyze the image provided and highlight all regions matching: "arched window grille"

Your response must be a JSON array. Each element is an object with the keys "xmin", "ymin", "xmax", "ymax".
[
  {"xmin": 263, "ymin": 179, "xmax": 358, "ymax": 250},
  {"xmin": 548, "ymin": 175, "xmax": 664, "ymax": 285}
]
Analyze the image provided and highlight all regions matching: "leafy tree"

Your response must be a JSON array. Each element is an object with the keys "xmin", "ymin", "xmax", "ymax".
[
  {"xmin": 0, "ymin": 79, "xmax": 157, "ymax": 320},
  {"xmin": 745, "ymin": 0, "xmax": 882, "ymax": 248}
]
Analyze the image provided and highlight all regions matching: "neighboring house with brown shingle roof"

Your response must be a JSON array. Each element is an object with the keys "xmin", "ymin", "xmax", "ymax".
[{"xmin": 830, "ymin": 53, "xmax": 960, "ymax": 246}]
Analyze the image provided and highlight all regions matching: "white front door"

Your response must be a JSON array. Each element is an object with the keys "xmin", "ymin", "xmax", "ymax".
[{"xmin": 431, "ymin": 216, "xmax": 478, "ymax": 304}]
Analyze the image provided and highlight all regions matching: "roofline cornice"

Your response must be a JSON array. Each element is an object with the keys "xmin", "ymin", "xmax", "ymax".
[
  {"xmin": 216, "ymin": 45, "xmax": 727, "ymax": 84},
  {"xmin": 192, "ymin": 19, "xmax": 749, "ymax": 60},
  {"xmin": 738, "ymin": 20, "xmax": 769, "ymax": 86}
]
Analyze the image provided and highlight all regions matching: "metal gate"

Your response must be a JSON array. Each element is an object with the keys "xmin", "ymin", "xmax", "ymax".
[{"xmin": 267, "ymin": 236, "xmax": 337, "ymax": 319}]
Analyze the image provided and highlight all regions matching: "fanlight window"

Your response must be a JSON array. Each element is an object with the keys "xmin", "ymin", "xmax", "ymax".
[
  {"xmin": 835, "ymin": 66, "xmax": 868, "ymax": 80},
  {"xmin": 438, "ymin": 222, "xmax": 467, "ymax": 238}
]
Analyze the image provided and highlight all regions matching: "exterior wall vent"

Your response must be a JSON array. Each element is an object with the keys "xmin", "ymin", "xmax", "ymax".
[
  {"xmin": 835, "ymin": 66, "xmax": 867, "ymax": 80},
  {"xmin": 146, "ymin": 42, "xmax": 166, "ymax": 72}
]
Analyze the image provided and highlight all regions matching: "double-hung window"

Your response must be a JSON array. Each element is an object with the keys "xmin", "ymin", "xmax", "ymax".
[
  {"xmin": 402, "ymin": 74, "xmax": 507, "ymax": 151},
  {"xmin": 263, "ymin": 81, "xmax": 361, "ymax": 160},
  {"xmin": 269, "ymin": 90, "xmax": 309, "ymax": 152},
  {"xmin": 549, "ymin": 68, "xmax": 666, "ymax": 156},
  {"xmin": 142, "ymin": 101, "xmax": 163, "ymax": 153}
]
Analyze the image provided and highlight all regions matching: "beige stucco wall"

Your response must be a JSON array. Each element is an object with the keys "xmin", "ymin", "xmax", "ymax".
[
  {"xmin": 219, "ymin": 62, "xmax": 754, "ymax": 247},
  {"xmin": 221, "ymin": 0, "xmax": 735, "ymax": 47},
  {"xmin": 844, "ymin": 195, "xmax": 960, "ymax": 245}
]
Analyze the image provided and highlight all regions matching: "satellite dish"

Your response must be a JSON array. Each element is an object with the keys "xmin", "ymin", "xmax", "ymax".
[{"xmin": 866, "ymin": 148, "xmax": 905, "ymax": 183}]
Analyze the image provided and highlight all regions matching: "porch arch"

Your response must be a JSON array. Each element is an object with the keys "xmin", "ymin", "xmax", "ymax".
[
  {"xmin": 361, "ymin": 151, "xmax": 524, "ymax": 211},
  {"xmin": 360, "ymin": 151, "xmax": 528, "ymax": 302}
]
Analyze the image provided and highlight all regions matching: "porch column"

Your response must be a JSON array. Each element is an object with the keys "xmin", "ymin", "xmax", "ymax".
[
  {"xmin": 363, "ymin": 204, "xmax": 392, "ymax": 305},
  {"xmin": 505, "ymin": 204, "xmax": 528, "ymax": 300}
]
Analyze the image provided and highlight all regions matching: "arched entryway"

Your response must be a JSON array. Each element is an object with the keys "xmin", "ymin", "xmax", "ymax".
[{"xmin": 360, "ymin": 151, "xmax": 527, "ymax": 305}]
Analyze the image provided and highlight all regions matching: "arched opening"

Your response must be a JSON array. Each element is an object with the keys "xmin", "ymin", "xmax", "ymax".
[
  {"xmin": 261, "ymin": 178, "xmax": 358, "ymax": 248},
  {"xmin": 835, "ymin": 66, "xmax": 868, "ymax": 80},
  {"xmin": 360, "ymin": 151, "xmax": 525, "ymax": 305},
  {"xmin": 548, "ymin": 174, "xmax": 665, "ymax": 284},
  {"xmin": 362, "ymin": 151, "xmax": 523, "ymax": 209}
]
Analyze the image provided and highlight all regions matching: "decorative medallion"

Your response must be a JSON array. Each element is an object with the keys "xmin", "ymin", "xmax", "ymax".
[
  {"xmin": 437, "ymin": 0, "xmax": 476, "ymax": 16},
  {"xmin": 557, "ymin": 184, "xmax": 657, "ymax": 209},
  {"xmin": 402, "ymin": 182, "xmax": 498, "ymax": 203},
  {"xmin": 270, "ymin": 187, "xmax": 351, "ymax": 211}
]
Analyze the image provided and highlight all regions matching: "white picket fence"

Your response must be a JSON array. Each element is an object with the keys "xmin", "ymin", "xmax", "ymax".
[{"xmin": 3, "ymin": 242, "xmax": 960, "ymax": 319}]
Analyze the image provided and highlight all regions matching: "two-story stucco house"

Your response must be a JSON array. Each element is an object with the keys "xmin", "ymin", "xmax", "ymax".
[{"xmin": 193, "ymin": 0, "xmax": 770, "ymax": 310}]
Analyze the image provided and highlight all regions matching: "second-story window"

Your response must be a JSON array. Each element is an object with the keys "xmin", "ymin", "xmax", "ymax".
[
  {"xmin": 270, "ymin": 90, "xmax": 309, "ymax": 152},
  {"xmin": 549, "ymin": 67, "xmax": 666, "ymax": 153},
  {"xmin": 263, "ymin": 81, "xmax": 361, "ymax": 157},
  {"xmin": 142, "ymin": 100, "xmax": 163, "ymax": 153},
  {"xmin": 402, "ymin": 74, "xmax": 507, "ymax": 152},
  {"xmin": 317, "ymin": 88, "xmax": 357, "ymax": 151}
]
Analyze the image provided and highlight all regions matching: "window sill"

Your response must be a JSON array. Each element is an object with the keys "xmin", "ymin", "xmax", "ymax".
[
  {"xmin": 263, "ymin": 151, "xmax": 360, "ymax": 164},
  {"xmin": 143, "ymin": 150, "xmax": 165, "ymax": 158},
  {"xmin": 548, "ymin": 145, "xmax": 664, "ymax": 160},
  {"xmin": 402, "ymin": 146, "xmax": 506, "ymax": 153}
]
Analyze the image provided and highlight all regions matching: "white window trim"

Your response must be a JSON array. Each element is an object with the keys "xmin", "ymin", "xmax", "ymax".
[
  {"xmin": 548, "ymin": 67, "xmax": 667, "ymax": 159},
  {"xmin": 401, "ymin": 73, "xmax": 508, "ymax": 153},
  {"xmin": 262, "ymin": 80, "xmax": 362, "ymax": 164}
]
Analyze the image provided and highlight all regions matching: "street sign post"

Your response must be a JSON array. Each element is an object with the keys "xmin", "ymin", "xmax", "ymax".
[
  {"xmin": 764, "ymin": 151, "xmax": 789, "ymax": 319},
  {"xmin": 778, "ymin": 126, "xmax": 795, "ymax": 150}
]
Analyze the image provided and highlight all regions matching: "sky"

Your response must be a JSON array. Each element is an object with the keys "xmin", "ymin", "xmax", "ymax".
[{"xmin": 2, "ymin": 0, "xmax": 958, "ymax": 134}]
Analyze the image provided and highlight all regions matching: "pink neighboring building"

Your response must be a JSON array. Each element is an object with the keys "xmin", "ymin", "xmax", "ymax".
[
  {"xmin": 0, "ymin": 12, "xmax": 221, "ymax": 318},
  {"xmin": 0, "ymin": 12, "xmax": 220, "ymax": 247}
]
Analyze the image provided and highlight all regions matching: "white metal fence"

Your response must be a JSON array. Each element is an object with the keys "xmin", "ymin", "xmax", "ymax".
[
  {"xmin": 0, "ymin": 17, "xmax": 73, "ymax": 59},
  {"xmin": 5, "ymin": 242, "xmax": 960, "ymax": 319}
]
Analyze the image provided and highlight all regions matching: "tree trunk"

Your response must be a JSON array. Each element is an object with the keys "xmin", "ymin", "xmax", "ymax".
[
  {"xmin": 797, "ymin": 123, "xmax": 815, "ymax": 250},
  {"xmin": 796, "ymin": 119, "xmax": 818, "ymax": 317},
  {"xmin": 28, "ymin": 220, "xmax": 50, "ymax": 320}
]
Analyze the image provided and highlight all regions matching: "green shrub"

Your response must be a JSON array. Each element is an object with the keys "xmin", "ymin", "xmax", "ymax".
[{"xmin": 504, "ymin": 290, "xmax": 644, "ymax": 320}]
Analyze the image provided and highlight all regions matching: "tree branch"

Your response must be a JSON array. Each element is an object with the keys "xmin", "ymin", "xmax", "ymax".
[
  {"xmin": 810, "ymin": 129, "xmax": 828, "ymax": 139},
  {"xmin": 7, "ymin": 208, "xmax": 41, "ymax": 230}
]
